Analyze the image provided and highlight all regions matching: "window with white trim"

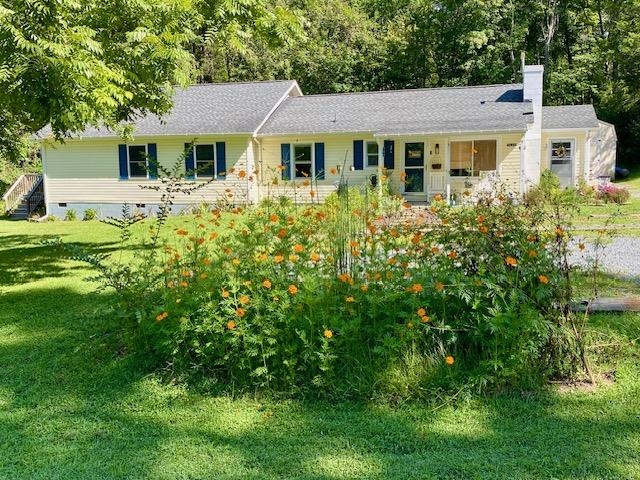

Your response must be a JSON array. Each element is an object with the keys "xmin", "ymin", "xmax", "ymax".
[
  {"xmin": 128, "ymin": 145, "xmax": 148, "ymax": 178},
  {"xmin": 366, "ymin": 142, "xmax": 379, "ymax": 167},
  {"xmin": 549, "ymin": 140, "xmax": 574, "ymax": 179},
  {"xmin": 195, "ymin": 144, "xmax": 215, "ymax": 178},
  {"xmin": 449, "ymin": 140, "xmax": 497, "ymax": 177},
  {"xmin": 293, "ymin": 144, "xmax": 312, "ymax": 178}
]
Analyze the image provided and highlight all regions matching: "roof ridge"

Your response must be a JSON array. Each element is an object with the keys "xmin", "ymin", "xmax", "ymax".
[
  {"xmin": 286, "ymin": 83, "xmax": 523, "ymax": 99},
  {"xmin": 181, "ymin": 80, "xmax": 295, "ymax": 88}
]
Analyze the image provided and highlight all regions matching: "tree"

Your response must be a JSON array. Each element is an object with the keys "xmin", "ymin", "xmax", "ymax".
[{"xmin": 0, "ymin": 0, "xmax": 197, "ymax": 160}]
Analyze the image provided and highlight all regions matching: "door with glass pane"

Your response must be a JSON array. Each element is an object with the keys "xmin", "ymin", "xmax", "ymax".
[
  {"xmin": 404, "ymin": 142, "xmax": 425, "ymax": 193},
  {"xmin": 550, "ymin": 140, "xmax": 574, "ymax": 187}
]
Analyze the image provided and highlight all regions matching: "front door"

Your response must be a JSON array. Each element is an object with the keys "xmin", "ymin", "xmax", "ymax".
[
  {"xmin": 550, "ymin": 140, "xmax": 574, "ymax": 187},
  {"xmin": 404, "ymin": 142, "xmax": 425, "ymax": 194}
]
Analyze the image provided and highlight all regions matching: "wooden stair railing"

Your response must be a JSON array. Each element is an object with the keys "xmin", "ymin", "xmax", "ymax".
[{"xmin": 2, "ymin": 173, "xmax": 43, "ymax": 214}]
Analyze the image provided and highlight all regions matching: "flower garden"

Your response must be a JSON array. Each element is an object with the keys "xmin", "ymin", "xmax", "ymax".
[{"xmin": 85, "ymin": 173, "xmax": 586, "ymax": 400}]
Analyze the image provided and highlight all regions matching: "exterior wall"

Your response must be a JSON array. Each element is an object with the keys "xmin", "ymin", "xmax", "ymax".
[
  {"xmin": 43, "ymin": 135, "xmax": 255, "ymax": 216},
  {"xmin": 257, "ymin": 134, "xmax": 379, "ymax": 203},
  {"xmin": 591, "ymin": 121, "xmax": 617, "ymax": 181}
]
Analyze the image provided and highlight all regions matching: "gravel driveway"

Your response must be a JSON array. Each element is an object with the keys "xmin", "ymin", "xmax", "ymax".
[{"xmin": 570, "ymin": 236, "xmax": 640, "ymax": 279}]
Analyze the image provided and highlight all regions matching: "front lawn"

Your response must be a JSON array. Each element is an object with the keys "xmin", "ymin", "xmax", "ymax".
[{"xmin": 1, "ymin": 219, "xmax": 639, "ymax": 479}]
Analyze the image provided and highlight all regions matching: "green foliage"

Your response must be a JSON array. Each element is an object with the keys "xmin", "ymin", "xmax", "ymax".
[
  {"xmin": 64, "ymin": 209, "xmax": 77, "ymax": 221},
  {"xmin": 82, "ymin": 208, "xmax": 98, "ymax": 221}
]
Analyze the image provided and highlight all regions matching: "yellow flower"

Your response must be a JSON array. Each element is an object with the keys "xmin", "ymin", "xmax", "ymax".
[
  {"xmin": 221, "ymin": 289, "xmax": 230, "ymax": 298},
  {"xmin": 288, "ymin": 284, "xmax": 298, "ymax": 295},
  {"xmin": 239, "ymin": 295, "xmax": 250, "ymax": 305},
  {"xmin": 445, "ymin": 355, "xmax": 455, "ymax": 365},
  {"xmin": 538, "ymin": 274, "xmax": 549, "ymax": 284},
  {"xmin": 417, "ymin": 307, "xmax": 426, "ymax": 317},
  {"xmin": 435, "ymin": 282, "xmax": 444, "ymax": 292},
  {"xmin": 289, "ymin": 254, "xmax": 299, "ymax": 262},
  {"xmin": 179, "ymin": 281, "xmax": 188, "ymax": 288},
  {"xmin": 345, "ymin": 296, "xmax": 355, "ymax": 303},
  {"xmin": 407, "ymin": 322, "xmax": 414, "ymax": 329},
  {"xmin": 202, "ymin": 258, "xmax": 212, "ymax": 266},
  {"xmin": 232, "ymin": 258, "xmax": 241, "ymax": 266},
  {"xmin": 262, "ymin": 279, "xmax": 272, "ymax": 289},
  {"xmin": 528, "ymin": 250, "xmax": 538, "ymax": 258},
  {"xmin": 274, "ymin": 254, "xmax": 284, "ymax": 263},
  {"xmin": 360, "ymin": 284, "xmax": 369, "ymax": 292},
  {"xmin": 324, "ymin": 329, "xmax": 333, "ymax": 339},
  {"xmin": 176, "ymin": 228, "xmax": 189, "ymax": 236},
  {"xmin": 310, "ymin": 253, "xmax": 321, "ymax": 262}
]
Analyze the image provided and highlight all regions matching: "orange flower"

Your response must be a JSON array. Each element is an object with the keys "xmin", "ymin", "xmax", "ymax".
[
  {"xmin": 431, "ymin": 246, "xmax": 441, "ymax": 255},
  {"xmin": 202, "ymin": 258, "xmax": 212, "ymax": 266},
  {"xmin": 324, "ymin": 329, "xmax": 333, "ymax": 339},
  {"xmin": 239, "ymin": 295, "xmax": 250, "ymax": 305},
  {"xmin": 538, "ymin": 274, "xmax": 549, "ymax": 284},
  {"xmin": 368, "ymin": 224, "xmax": 377, "ymax": 234},
  {"xmin": 293, "ymin": 244, "xmax": 304, "ymax": 253},
  {"xmin": 410, "ymin": 283, "xmax": 423, "ymax": 294},
  {"xmin": 209, "ymin": 232, "xmax": 219, "ymax": 240},
  {"xmin": 277, "ymin": 229, "xmax": 288, "ymax": 239},
  {"xmin": 227, "ymin": 320, "xmax": 237, "ymax": 329},
  {"xmin": 238, "ymin": 170, "xmax": 247, "ymax": 178},
  {"xmin": 338, "ymin": 273, "xmax": 351, "ymax": 283},
  {"xmin": 167, "ymin": 281, "xmax": 174, "ymax": 289},
  {"xmin": 505, "ymin": 256, "xmax": 518, "ymax": 267},
  {"xmin": 310, "ymin": 253, "xmax": 321, "ymax": 262},
  {"xmin": 345, "ymin": 296, "xmax": 355, "ymax": 303},
  {"xmin": 448, "ymin": 251, "xmax": 458, "ymax": 260},
  {"xmin": 479, "ymin": 225, "xmax": 489, "ymax": 234},
  {"xmin": 528, "ymin": 250, "xmax": 538, "ymax": 258},
  {"xmin": 302, "ymin": 179, "xmax": 310, "ymax": 187},
  {"xmin": 555, "ymin": 227, "xmax": 564, "ymax": 237},
  {"xmin": 476, "ymin": 215, "xmax": 485, "ymax": 224},
  {"xmin": 179, "ymin": 281, "xmax": 188, "ymax": 288},
  {"xmin": 360, "ymin": 284, "xmax": 369, "ymax": 292},
  {"xmin": 445, "ymin": 355, "xmax": 455, "ymax": 365},
  {"xmin": 262, "ymin": 279, "xmax": 272, "ymax": 289},
  {"xmin": 221, "ymin": 288, "xmax": 230, "ymax": 298},
  {"xmin": 235, "ymin": 307, "xmax": 245, "ymax": 318},
  {"xmin": 288, "ymin": 284, "xmax": 298, "ymax": 295},
  {"xmin": 329, "ymin": 167, "xmax": 337, "ymax": 175},
  {"xmin": 417, "ymin": 307, "xmax": 426, "ymax": 317},
  {"xmin": 578, "ymin": 242, "xmax": 586, "ymax": 251},
  {"xmin": 274, "ymin": 254, "xmax": 284, "ymax": 263},
  {"xmin": 257, "ymin": 253, "xmax": 268, "ymax": 262},
  {"xmin": 176, "ymin": 228, "xmax": 189, "ymax": 236},
  {"xmin": 197, "ymin": 237, "xmax": 205, "ymax": 245},
  {"xmin": 420, "ymin": 315, "xmax": 430, "ymax": 323},
  {"xmin": 270, "ymin": 214, "xmax": 279, "ymax": 223},
  {"xmin": 433, "ymin": 193, "xmax": 443, "ymax": 202},
  {"xmin": 155, "ymin": 312, "xmax": 168, "ymax": 322},
  {"xmin": 387, "ymin": 257, "xmax": 398, "ymax": 266},
  {"xmin": 435, "ymin": 282, "xmax": 444, "ymax": 292},
  {"xmin": 527, "ymin": 234, "xmax": 537, "ymax": 242},
  {"xmin": 309, "ymin": 190, "xmax": 316, "ymax": 198}
]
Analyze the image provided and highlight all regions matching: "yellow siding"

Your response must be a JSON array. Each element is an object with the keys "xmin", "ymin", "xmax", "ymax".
[
  {"xmin": 44, "ymin": 136, "xmax": 253, "ymax": 205},
  {"xmin": 499, "ymin": 134, "xmax": 523, "ymax": 193},
  {"xmin": 258, "ymin": 134, "xmax": 379, "ymax": 202}
]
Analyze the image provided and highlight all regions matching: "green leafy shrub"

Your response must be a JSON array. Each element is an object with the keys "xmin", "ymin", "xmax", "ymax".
[
  {"xmin": 83, "ymin": 208, "xmax": 98, "ymax": 221},
  {"xmin": 64, "ymin": 209, "xmax": 77, "ymax": 221}
]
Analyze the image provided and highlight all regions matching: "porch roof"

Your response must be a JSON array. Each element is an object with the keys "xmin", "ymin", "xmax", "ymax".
[{"xmin": 258, "ymin": 84, "xmax": 533, "ymax": 136}]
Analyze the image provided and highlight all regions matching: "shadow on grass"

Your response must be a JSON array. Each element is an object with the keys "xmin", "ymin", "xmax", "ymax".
[
  {"xmin": 0, "ymin": 233, "xmax": 156, "ymax": 287},
  {"xmin": 0, "ymin": 286, "xmax": 639, "ymax": 478}
]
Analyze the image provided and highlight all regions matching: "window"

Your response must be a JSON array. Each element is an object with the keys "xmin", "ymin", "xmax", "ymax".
[
  {"xmin": 449, "ymin": 140, "xmax": 496, "ymax": 177},
  {"xmin": 195, "ymin": 144, "xmax": 215, "ymax": 178},
  {"xmin": 293, "ymin": 144, "xmax": 312, "ymax": 178},
  {"xmin": 128, "ymin": 145, "xmax": 148, "ymax": 178},
  {"xmin": 366, "ymin": 142, "xmax": 379, "ymax": 167}
]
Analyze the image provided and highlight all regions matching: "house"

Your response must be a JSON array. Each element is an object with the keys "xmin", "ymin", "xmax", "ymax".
[{"xmin": 29, "ymin": 63, "xmax": 615, "ymax": 218}]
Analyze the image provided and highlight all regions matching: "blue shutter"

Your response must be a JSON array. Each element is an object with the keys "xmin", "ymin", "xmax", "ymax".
[
  {"xmin": 184, "ymin": 143, "xmax": 195, "ymax": 180},
  {"xmin": 147, "ymin": 143, "xmax": 158, "ymax": 179},
  {"xmin": 281, "ymin": 143, "xmax": 291, "ymax": 180},
  {"xmin": 314, "ymin": 143, "xmax": 325, "ymax": 180},
  {"xmin": 353, "ymin": 140, "xmax": 364, "ymax": 170},
  {"xmin": 216, "ymin": 142, "xmax": 226, "ymax": 179},
  {"xmin": 118, "ymin": 144, "xmax": 128, "ymax": 179},
  {"xmin": 383, "ymin": 140, "xmax": 395, "ymax": 170}
]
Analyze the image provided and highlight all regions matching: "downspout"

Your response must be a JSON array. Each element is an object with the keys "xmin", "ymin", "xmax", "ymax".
[
  {"xmin": 252, "ymin": 135, "xmax": 263, "ymax": 203},
  {"xmin": 40, "ymin": 143, "xmax": 49, "ymax": 217}
]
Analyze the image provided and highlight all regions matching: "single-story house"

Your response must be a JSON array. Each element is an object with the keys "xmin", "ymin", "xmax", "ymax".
[{"xmin": 36, "ymin": 63, "xmax": 616, "ymax": 218}]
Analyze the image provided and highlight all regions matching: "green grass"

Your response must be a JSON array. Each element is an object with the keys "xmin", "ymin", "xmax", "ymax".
[{"xmin": 1, "ymin": 219, "xmax": 640, "ymax": 479}]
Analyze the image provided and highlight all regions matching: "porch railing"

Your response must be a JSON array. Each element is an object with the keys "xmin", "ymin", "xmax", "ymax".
[{"xmin": 2, "ymin": 173, "xmax": 42, "ymax": 214}]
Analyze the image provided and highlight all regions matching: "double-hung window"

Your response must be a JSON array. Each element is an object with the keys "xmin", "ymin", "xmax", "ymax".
[
  {"xmin": 293, "ymin": 144, "xmax": 313, "ymax": 178},
  {"xmin": 195, "ymin": 144, "xmax": 215, "ymax": 178},
  {"xmin": 128, "ymin": 145, "xmax": 148, "ymax": 178},
  {"xmin": 366, "ymin": 142, "xmax": 379, "ymax": 167},
  {"xmin": 449, "ymin": 140, "xmax": 497, "ymax": 177}
]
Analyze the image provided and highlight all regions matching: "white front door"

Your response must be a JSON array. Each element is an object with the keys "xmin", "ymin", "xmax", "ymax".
[{"xmin": 550, "ymin": 140, "xmax": 574, "ymax": 187}]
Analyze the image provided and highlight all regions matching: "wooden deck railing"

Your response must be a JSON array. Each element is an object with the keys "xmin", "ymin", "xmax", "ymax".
[{"xmin": 2, "ymin": 173, "xmax": 42, "ymax": 213}]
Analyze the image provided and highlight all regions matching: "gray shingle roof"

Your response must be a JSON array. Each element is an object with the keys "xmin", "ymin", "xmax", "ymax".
[
  {"xmin": 542, "ymin": 105, "xmax": 599, "ymax": 130},
  {"xmin": 40, "ymin": 80, "xmax": 299, "ymax": 138},
  {"xmin": 258, "ymin": 84, "xmax": 533, "ymax": 136}
]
